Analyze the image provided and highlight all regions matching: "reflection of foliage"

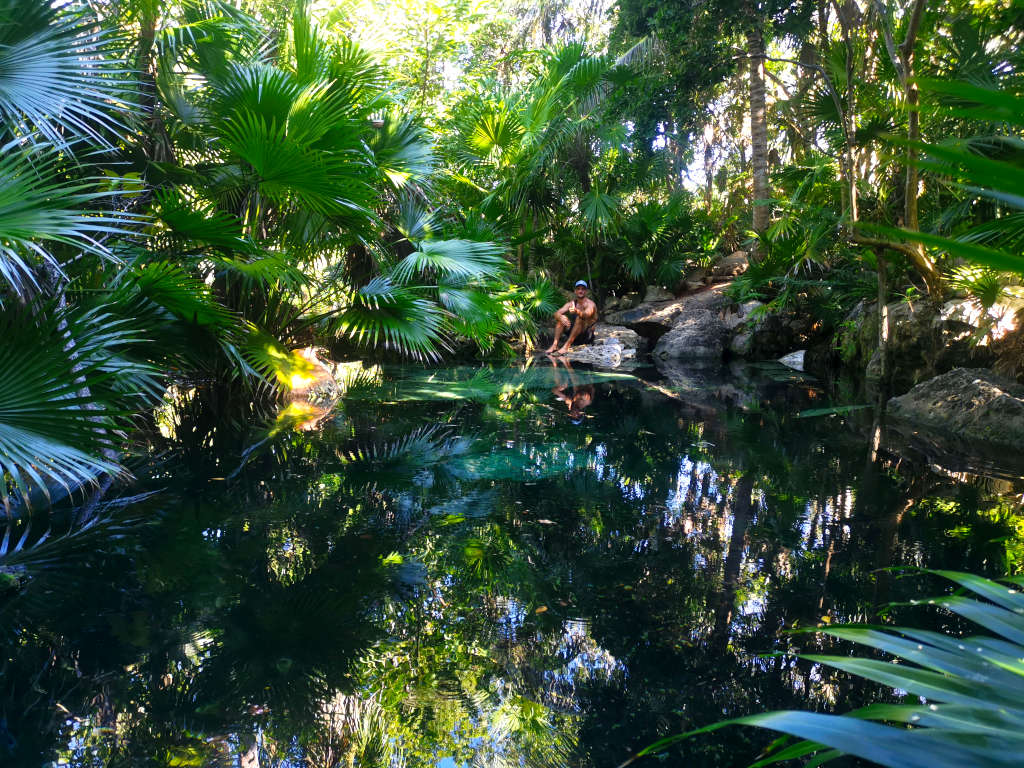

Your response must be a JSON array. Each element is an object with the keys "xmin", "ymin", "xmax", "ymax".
[
  {"xmin": 4, "ymin": 367, "xmax": 1023, "ymax": 767},
  {"xmin": 637, "ymin": 570, "xmax": 1024, "ymax": 768}
]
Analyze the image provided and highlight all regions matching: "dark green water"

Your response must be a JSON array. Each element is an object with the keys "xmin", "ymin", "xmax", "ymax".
[{"xmin": 2, "ymin": 361, "xmax": 1022, "ymax": 767}]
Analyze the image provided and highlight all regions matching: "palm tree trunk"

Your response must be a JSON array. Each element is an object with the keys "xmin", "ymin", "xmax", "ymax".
[{"xmin": 747, "ymin": 29, "xmax": 770, "ymax": 242}]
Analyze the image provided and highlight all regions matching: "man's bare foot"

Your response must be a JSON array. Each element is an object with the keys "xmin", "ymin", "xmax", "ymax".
[
  {"xmin": 556, "ymin": 346, "xmax": 570, "ymax": 355},
  {"xmin": 544, "ymin": 345, "xmax": 557, "ymax": 354}
]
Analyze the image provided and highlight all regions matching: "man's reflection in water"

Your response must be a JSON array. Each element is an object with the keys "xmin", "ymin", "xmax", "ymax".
[{"xmin": 548, "ymin": 354, "xmax": 595, "ymax": 424}]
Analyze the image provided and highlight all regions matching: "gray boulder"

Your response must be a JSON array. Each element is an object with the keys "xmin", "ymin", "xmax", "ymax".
[
  {"xmin": 621, "ymin": 291, "xmax": 642, "ymax": 309},
  {"xmin": 722, "ymin": 300, "xmax": 764, "ymax": 331},
  {"xmin": 606, "ymin": 287, "xmax": 730, "ymax": 338},
  {"xmin": 886, "ymin": 368, "xmax": 1024, "ymax": 448},
  {"xmin": 605, "ymin": 300, "xmax": 688, "ymax": 336},
  {"xmin": 592, "ymin": 322, "xmax": 646, "ymax": 351},
  {"xmin": 563, "ymin": 322, "xmax": 644, "ymax": 368},
  {"xmin": 653, "ymin": 307, "xmax": 729, "ymax": 360},
  {"xmin": 839, "ymin": 298, "xmax": 998, "ymax": 395},
  {"xmin": 778, "ymin": 350, "xmax": 806, "ymax": 371},
  {"xmin": 711, "ymin": 251, "xmax": 749, "ymax": 278},
  {"xmin": 643, "ymin": 285, "xmax": 675, "ymax": 302},
  {"xmin": 730, "ymin": 331, "xmax": 754, "ymax": 356}
]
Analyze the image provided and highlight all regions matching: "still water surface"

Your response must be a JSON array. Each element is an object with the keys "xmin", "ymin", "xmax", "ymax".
[{"xmin": 2, "ymin": 360, "xmax": 1022, "ymax": 767}]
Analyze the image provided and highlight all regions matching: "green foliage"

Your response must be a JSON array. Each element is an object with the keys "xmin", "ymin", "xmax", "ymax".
[
  {"xmin": 0, "ymin": 0, "xmax": 133, "ymax": 149},
  {"xmin": 632, "ymin": 570, "xmax": 1024, "ymax": 768},
  {"xmin": 0, "ymin": 303, "xmax": 157, "ymax": 510}
]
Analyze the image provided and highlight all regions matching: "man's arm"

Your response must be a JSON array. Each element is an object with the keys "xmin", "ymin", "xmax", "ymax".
[{"xmin": 553, "ymin": 300, "xmax": 573, "ymax": 327}]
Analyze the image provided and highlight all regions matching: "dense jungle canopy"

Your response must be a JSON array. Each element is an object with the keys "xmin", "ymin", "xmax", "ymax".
[
  {"xmin": 2, "ymin": 0, "xmax": 1022, "ymax": 504},
  {"xmin": 2, "ymin": 0, "xmax": 1024, "ymax": 766}
]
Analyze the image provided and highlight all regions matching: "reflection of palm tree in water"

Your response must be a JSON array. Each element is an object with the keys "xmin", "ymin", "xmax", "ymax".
[{"xmin": 548, "ymin": 355, "xmax": 595, "ymax": 423}]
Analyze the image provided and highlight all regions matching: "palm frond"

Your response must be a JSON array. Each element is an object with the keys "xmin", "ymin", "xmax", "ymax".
[
  {"xmin": 628, "ymin": 570, "xmax": 1024, "ymax": 768},
  {"xmin": 0, "ymin": 142, "xmax": 143, "ymax": 297},
  {"xmin": 334, "ymin": 277, "xmax": 448, "ymax": 360},
  {"xmin": 0, "ymin": 0, "xmax": 134, "ymax": 151},
  {"xmin": 152, "ymin": 188, "xmax": 259, "ymax": 255},
  {"xmin": 367, "ymin": 113, "xmax": 434, "ymax": 190},
  {"xmin": 0, "ymin": 304, "xmax": 157, "ymax": 511},
  {"xmin": 392, "ymin": 240, "xmax": 508, "ymax": 285},
  {"xmin": 217, "ymin": 109, "xmax": 374, "ymax": 218}
]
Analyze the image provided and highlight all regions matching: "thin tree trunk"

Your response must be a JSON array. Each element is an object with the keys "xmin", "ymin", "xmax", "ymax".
[
  {"xmin": 703, "ymin": 124, "xmax": 715, "ymax": 211},
  {"xmin": 874, "ymin": 0, "xmax": 944, "ymax": 297},
  {"xmin": 747, "ymin": 29, "xmax": 770, "ymax": 244}
]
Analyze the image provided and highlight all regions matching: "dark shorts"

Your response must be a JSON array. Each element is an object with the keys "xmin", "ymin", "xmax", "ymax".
[{"xmin": 567, "ymin": 312, "xmax": 595, "ymax": 345}]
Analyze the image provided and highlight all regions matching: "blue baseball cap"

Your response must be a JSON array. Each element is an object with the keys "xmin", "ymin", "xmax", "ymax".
[{"xmin": 574, "ymin": 280, "xmax": 588, "ymax": 288}]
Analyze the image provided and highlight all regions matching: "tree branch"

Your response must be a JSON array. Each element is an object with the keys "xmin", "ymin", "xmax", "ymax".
[
  {"xmin": 852, "ymin": 234, "xmax": 920, "ymax": 258},
  {"xmin": 871, "ymin": 0, "xmax": 905, "ymax": 82},
  {"xmin": 899, "ymin": 0, "xmax": 928, "ymax": 64},
  {"xmin": 731, "ymin": 54, "xmax": 846, "ymax": 131}
]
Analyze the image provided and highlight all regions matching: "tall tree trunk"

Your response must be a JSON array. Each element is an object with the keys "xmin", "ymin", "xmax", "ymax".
[
  {"xmin": 747, "ymin": 28, "xmax": 771, "ymax": 245},
  {"xmin": 874, "ymin": 0, "xmax": 944, "ymax": 297},
  {"xmin": 703, "ymin": 124, "xmax": 715, "ymax": 212}
]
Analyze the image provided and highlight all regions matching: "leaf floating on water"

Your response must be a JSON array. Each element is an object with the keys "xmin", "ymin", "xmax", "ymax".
[
  {"xmin": 537, "ymin": 519, "xmax": 556, "ymax": 525},
  {"xmin": 535, "ymin": 605, "xmax": 547, "ymax": 614},
  {"xmin": 796, "ymin": 404, "xmax": 873, "ymax": 418}
]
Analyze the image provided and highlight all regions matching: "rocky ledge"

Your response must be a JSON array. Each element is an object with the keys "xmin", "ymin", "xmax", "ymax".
[
  {"xmin": 604, "ymin": 285, "xmax": 740, "ymax": 361},
  {"xmin": 886, "ymin": 368, "xmax": 1024, "ymax": 449},
  {"xmin": 563, "ymin": 322, "xmax": 645, "ymax": 368}
]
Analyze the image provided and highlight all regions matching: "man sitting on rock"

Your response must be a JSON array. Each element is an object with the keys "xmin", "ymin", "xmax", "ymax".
[{"xmin": 546, "ymin": 280, "xmax": 597, "ymax": 355}]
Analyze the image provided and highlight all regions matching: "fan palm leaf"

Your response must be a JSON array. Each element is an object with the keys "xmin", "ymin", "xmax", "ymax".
[
  {"xmin": 334, "ymin": 277, "xmax": 448, "ymax": 360},
  {"xmin": 367, "ymin": 113, "xmax": 435, "ymax": 190},
  {"xmin": 391, "ymin": 239, "xmax": 507, "ymax": 284},
  {"xmin": 0, "ymin": 304, "xmax": 158, "ymax": 511},
  {"xmin": 0, "ymin": 142, "xmax": 143, "ymax": 298},
  {"xmin": 0, "ymin": 0, "xmax": 134, "ymax": 151}
]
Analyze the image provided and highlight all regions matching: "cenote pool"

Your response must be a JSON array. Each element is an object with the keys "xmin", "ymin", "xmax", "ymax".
[{"xmin": 3, "ymin": 360, "xmax": 1022, "ymax": 767}]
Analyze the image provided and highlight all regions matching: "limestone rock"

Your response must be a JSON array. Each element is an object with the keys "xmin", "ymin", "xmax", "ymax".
[
  {"xmin": 605, "ymin": 301, "xmax": 687, "ymax": 335},
  {"xmin": 606, "ymin": 286, "xmax": 730, "ymax": 340},
  {"xmin": 565, "ymin": 340, "xmax": 631, "ymax": 367},
  {"xmin": 675, "ymin": 267, "xmax": 708, "ymax": 294},
  {"xmin": 845, "ymin": 298, "xmax": 998, "ymax": 395},
  {"xmin": 561, "ymin": 323, "xmax": 642, "ymax": 368},
  {"xmin": 592, "ymin": 322, "xmax": 646, "ymax": 351},
  {"xmin": 621, "ymin": 291, "xmax": 642, "ymax": 310},
  {"xmin": 643, "ymin": 285, "xmax": 674, "ymax": 302},
  {"xmin": 722, "ymin": 300, "xmax": 764, "ymax": 330},
  {"xmin": 886, "ymin": 368, "xmax": 1024, "ymax": 448},
  {"xmin": 653, "ymin": 308, "xmax": 729, "ymax": 360},
  {"xmin": 711, "ymin": 251, "xmax": 749, "ymax": 277},
  {"xmin": 730, "ymin": 331, "xmax": 753, "ymax": 356}
]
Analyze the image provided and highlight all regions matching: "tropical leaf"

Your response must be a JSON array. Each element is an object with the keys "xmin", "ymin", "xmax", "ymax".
[
  {"xmin": 579, "ymin": 189, "xmax": 620, "ymax": 232},
  {"xmin": 626, "ymin": 570, "xmax": 1024, "ymax": 768},
  {"xmin": 861, "ymin": 223, "xmax": 1024, "ymax": 275},
  {"xmin": 0, "ymin": 304, "xmax": 158, "ymax": 511},
  {"xmin": 392, "ymin": 240, "xmax": 507, "ymax": 285},
  {"xmin": 334, "ymin": 277, "xmax": 448, "ymax": 360},
  {"xmin": 367, "ymin": 113, "xmax": 434, "ymax": 189},
  {"xmin": 0, "ymin": 0, "xmax": 134, "ymax": 150},
  {"xmin": 152, "ymin": 188, "xmax": 259, "ymax": 254},
  {"xmin": 0, "ymin": 142, "xmax": 142, "ymax": 297},
  {"xmin": 216, "ymin": 110, "xmax": 374, "ymax": 218}
]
